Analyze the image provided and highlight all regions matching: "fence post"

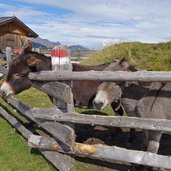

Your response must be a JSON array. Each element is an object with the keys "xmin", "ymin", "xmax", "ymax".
[
  {"xmin": 51, "ymin": 45, "xmax": 75, "ymax": 171},
  {"xmin": 51, "ymin": 45, "xmax": 73, "ymax": 111},
  {"xmin": 6, "ymin": 47, "xmax": 12, "ymax": 69}
]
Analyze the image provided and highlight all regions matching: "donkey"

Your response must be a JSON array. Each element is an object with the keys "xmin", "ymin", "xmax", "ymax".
[
  {"xmin": 0, "ymin": 51, "xmax": 107, "ymax": 105},
  {"xmin": 93, "ymin": 66, "xmax": 171, "ymax": 156},
  {"xmin": 93, "ymin": 60, "xmax": 138, "ymax": 115},
  {"xmin": 0, "ymin": 48, "xmax": 129, "ymax": 110}
]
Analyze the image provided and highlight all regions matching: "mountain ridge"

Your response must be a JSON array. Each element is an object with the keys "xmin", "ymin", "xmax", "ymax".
[{"xmin": 31, "ymin": 37, "xmax": 89, "ymax": 51}]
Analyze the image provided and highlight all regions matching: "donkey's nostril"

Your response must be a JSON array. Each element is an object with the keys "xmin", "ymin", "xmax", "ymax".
[
  {"xmin": 1, "ymin": 90, "xmax": 6, "ymax": 97},
  {"xmin": 93, "ymin": 101, "xmax": 104, "ymax": 111},
  {"xmin": 98, "ymin": 102, "xmax": 103, "ymax": 108}
]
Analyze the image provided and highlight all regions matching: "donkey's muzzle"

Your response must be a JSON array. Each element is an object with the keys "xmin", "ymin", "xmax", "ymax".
[
  {"xmin": 0, "ymin": 82, "xmax": 14, "ymax": 98},
  {"xmin": 93, "ymin": 101, "xmax": 103, "ymax": 111}
]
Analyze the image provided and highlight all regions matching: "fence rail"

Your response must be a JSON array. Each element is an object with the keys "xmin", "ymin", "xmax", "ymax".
[
  {"xmin": 29, "ymin": 70, "xmax": 171, "ymax": 82},
  {"xmin": 28, "ymin": 134, "xmax": 171, "ymax": 169},
  {"xmin": 1, "ymin": 65, "xmax": 171, "ymax": 170},
  {"xmin": 31, "ymin": 108, "xmax": 171, "ymax": 132}
]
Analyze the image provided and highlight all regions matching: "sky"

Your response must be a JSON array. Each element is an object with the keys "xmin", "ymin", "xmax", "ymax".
[{"xmin": 0, "ymin": 0, "xmax": 171, "ymax": 49}]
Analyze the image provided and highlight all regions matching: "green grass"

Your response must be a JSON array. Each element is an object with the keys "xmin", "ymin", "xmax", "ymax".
[
  {"xmin": 0, "ymin": 88, "xmax": 116, "ymax": 171},
  {"xmin": 82, "ymin": 41, "xmax": 171, "ymax": 71},
  {"xmin": 14, "ymin": 87, "xmax": 53, "ymax": 108},
  {"xmin": 0, "ymin": 118, "xmax": 56, "ymax": 171},
  {"xmin": 1, "ymin": 41, "xmax": 171, "ymax": 171},
  {"xmin": 0, "ymin": 85, "xmax": 56, "ymax": 171},
  {"xmin": 0, "ymin": 102, "xmax": 56, "ymax": 171},
  {"xmin": 0, "ymin": 87, "xmax": 116, "ymax": 171}
]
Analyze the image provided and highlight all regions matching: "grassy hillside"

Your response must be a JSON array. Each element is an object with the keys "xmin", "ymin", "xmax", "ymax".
[
  {"xmin": 1, "ymin": 41, "xmax": 171, "ymax": 171},
  {"xmin": 82, "ymin": 41, "xmax": 171, "ymax": 71},
  {"xmin": 0, "ymin": 88, "xmax": 115, "ymax": 171},
  {"xmin": 0, "ymin": 89, "xmax": 55, "ymax": 171}
]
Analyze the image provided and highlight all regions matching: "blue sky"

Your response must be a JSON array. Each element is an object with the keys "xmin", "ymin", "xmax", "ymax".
[{"xmin": 0, "ymin": 0, "xmax": 171, "ymax": 49}]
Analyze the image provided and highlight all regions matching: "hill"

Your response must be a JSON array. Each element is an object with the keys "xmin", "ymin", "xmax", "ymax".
[
  {"xmin": 32, "ymin": 41, "xmax": 47, "ymax": 49},
  {"xmin": 68, "ymin": 45, "xmax": 89, "ymax": 51},
  {"xmin": 82, "ymin": 41, "xmax": 171, "ymax": 71},
  {"xmin": 31, "ymin": 37, "xmax": 89, "ymax": 52},
  {"xmin": 31, "ymin": 37, "xmax": 61, "ymax": 48}
]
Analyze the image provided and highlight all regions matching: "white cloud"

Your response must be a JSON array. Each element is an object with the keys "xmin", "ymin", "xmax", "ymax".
[
  {"xmin": 16, "ymin": 0, "xmax": 171, "ymax": 21},
  {"xmin": 0, "ymin": 3, "xmax": 14, "ymax": 9},
  {"xmin": 1, "ymin": 0, "xmax": 171, "ymax": 48}
]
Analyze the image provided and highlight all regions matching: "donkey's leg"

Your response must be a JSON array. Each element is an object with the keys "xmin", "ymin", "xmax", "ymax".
[
  {"xmin": 147, "ymin": 131, "xmax": 162, "ymax": 153},
  {"xmin": 110, "ymin": 101, "xmax": 124, "ymax": 135},
  {"xmin": 137, "ymin": 131, "xmax": 161, "ymax": 171},
  {"xmin": 147, "ymin": 131, "xmax": 162, "ymax": 171}
]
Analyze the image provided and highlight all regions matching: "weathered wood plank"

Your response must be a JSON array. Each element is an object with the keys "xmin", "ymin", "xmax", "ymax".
[
  {"xmin": 6, "ymin": 97, "xmax": 75, "ymax": 147},
  {"xmin": 0, "ymin": 106, "xmax": 32, "ymax": 139},
  {"xmin": 0, "ymin": 106, "xmax": 73, "ymax": 171},
  {"xmin": 32, "ymin": 81, "xmax": 73, "ymax": 104},
  {"xmin": 41, "ymin": 150, "xmax": 73, "ymax": 171},
  {"xmin": 31, "ymin": 108, "xmax": 171, "ymax": 132},
  {"xmin": 40, "ymin": 122, "xmax": 75, "ymax": 148},
  {"xmin": 6, "ymin": 47, "xmax": 12, "ymax": 69},
  {"xmin": 7, "ymin": 97, "xmax": 34, "ymax": 120},
  {"xmin": 28, "ymin": 135, "xmax": 171, "ymax": 169},
  {"xmin": 0, "ymin": 65, "xmax": 8, "ymax": 75},
  {"xmin": 49, "ymin": 60, "xmax": 75, "ymax": 170},
  {"xmin": 33, "ymin": 80, "xmax": 76, "ymax": 137},
  {"xmin": 29, "ymin": 70, "xmax": 171, "ymax": 82},
  {"xmin": 28, "ymin": 135, "xmax": 59, "ymax": 150}
]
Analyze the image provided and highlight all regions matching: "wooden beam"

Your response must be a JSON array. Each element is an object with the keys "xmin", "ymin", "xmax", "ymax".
[
  {"xmin": 41, "ymin": 150, "xmax": 73, "ymax": 171},
  {"xmin": 0, "ymin": 65, "xmax": 8, "ymax": 75},
  {"xmin": 28, "ymin": 135, "xmax": 171, "ymax": 169},
  {"xmin": 0, "ymin": 30, "xmax": 24, "ymax": 36},
  {"xmin": 32, "ymin": 81, "xmax": 73, "ymax": 104},
  {"xmin": 28, "ymin": 135, "xmax": 60, "ymax": 150},
  {"xmin": 6, "ymin": 47, "xmax": 12, "ymax": 69},
  {"xmin": 0, "ymin": 106, "xmax": 32, "ymax": 139},
  {"xmin": 7, "ymin": 97, "xmax": 35, "ymax": 120},
  {"xmin": 0, "ymin": 106, "xmax": 73, "ymax": 171},
  {"xmin": 31, "ymin": 108, "xmax": 171, "ymax": 132},
  {"xmin": 40, "ymin": 122, "xmax": 75, "ymax": 148},
  {"xmin": 29, "ymin": 70, "xmax": 171, "ymax": 82},
  {"xmin": 6, "ymin": 97, "xmax": 75, "ymax": 148}
]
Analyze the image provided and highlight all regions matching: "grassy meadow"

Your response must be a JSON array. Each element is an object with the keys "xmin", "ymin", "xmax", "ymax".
[
  {"xmin": 82, "ymin": 41, "xmax": 171, "ymax": 71},
  {"xmin": 0, "ymin": 88, "xmax": 55, "ymax": 171},
  {"xmin": 0, "ymin": 41, "xmax": 171, "ymax": 171}
]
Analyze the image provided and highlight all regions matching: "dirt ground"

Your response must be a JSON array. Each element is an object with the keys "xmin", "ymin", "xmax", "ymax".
[{"xmin": 75, "ymin": 123, "xmax": 171, "ymax": 171}]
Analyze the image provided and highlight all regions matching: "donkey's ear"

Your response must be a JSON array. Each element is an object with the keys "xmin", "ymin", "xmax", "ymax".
[{"xmin": 20, "ymin": 40, "xmax": 32, "ymax": 55}]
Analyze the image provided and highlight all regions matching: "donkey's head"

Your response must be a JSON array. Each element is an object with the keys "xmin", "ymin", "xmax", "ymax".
[
  {"xmin": 93, "ymin": 81, "xmax": 122, "ymax": 110},
  {"xmin": 0, "ymin": 46, "xmax": 51, "ymax": 98},
  {"xmin": 93, "ymin": 58, "xmax": 136, "ymax": 111}
]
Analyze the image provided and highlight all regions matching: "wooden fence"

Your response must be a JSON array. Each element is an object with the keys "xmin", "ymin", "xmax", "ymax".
[{"xmin": 1, "ymin": 65, "xmax": 171, "ymax": 170}]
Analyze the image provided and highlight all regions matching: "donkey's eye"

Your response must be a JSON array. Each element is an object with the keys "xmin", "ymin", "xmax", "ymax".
[{"xmin": 13, "ymin": 73, "xmax": 24, "ymax": 79}]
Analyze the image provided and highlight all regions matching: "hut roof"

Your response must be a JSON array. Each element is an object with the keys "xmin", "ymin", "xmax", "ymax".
[{"xmin": 0, "ymin": 16, "xmax": 38, "ymax": 37}]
